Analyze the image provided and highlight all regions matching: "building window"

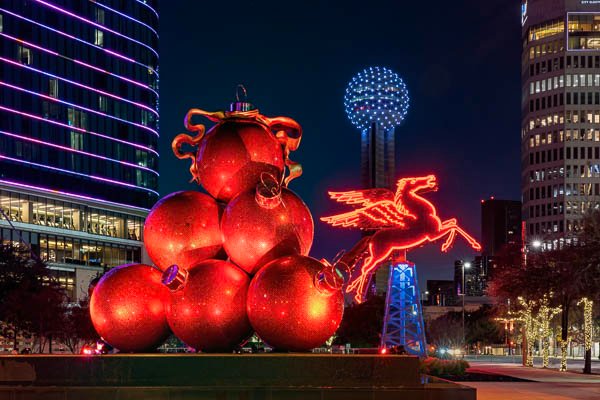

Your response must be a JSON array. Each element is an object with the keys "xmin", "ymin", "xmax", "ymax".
[
  {"xmin": 94, "ymin": 29, "xmax": 104, "ymax": 47},
  {"xmin": 70, "ymin": 131, "xmax": 83, "ymax": 150},
  {"xmin": 18, "ymin": 46, "xmax": 32, "ymax": 65},
  {"xmin": 49, "ymin": 79, "xmax": 58, "ymax": 98},
  {"xmin": 98, "ymin": 95, "xmax": 107, "ymax": 112},
  {"xmin": 0, "ymin": 13, "xmax": 3, "ymax": 33},
  {"xmin": 95, "ymin": 8, "xmax": 105, "ymax": 24}
]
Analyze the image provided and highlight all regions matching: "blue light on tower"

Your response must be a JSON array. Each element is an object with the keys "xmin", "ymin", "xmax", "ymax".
[
  {"xmin": 344, "ymin": 66, "xmax": 409, "ymax": 132},
  {"xmin": 344, "ymin": 66, "xmax": 409, "ymax": 195}
]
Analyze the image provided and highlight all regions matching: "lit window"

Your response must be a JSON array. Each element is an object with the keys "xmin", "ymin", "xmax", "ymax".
[
  {"xmin": 566, "ymin": 74, "xmax": 571, "ymax": 87},
  {"xmin": 70, "ymin": 131, "xmax": 83, "ymax": 150},
  {"xmin": 49, "ymin": 79, "xmax": 58, "ymax": 98},
  {"xmin": 98, "ymin": 95, "xmax": 107, "ymax": 112},
  {"xmin": 595, "ymin": 74, "xmax": 600, "ymax": 86},
  {"xmin": 94, "ymin": 29, "xmax": 104, "ymax": 47},
  {"xmin": 18, "ymin": 46, "xmax": 32, "ymax": 65},
  {"xmin": 530, "ymin": 82, "xmax": 534, "ymax": 94},
  {"xmin": 0, "ymin": 13, "xmax": 3, "ymax": 33},
  {"xmin": 559, "ymin": 75, "xmax": 564, "ymax": 87},
  {"xmin": 535, "ymin": 81, "xmax": 540, "ymax": 93}
]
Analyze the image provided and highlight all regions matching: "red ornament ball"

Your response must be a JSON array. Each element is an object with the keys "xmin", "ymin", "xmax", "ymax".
[
  {"xmin": 221, "ymin": 186, "xmax": 314, "ymax": 275},
  {"xmin": 196, "ymin": 120, "xmax": 284, "ymax": 202},
  {"xmin": 90, "ymin": 264, "xmax": 170, "ymax": 352},
  {"xmin": 164, "ymin": 260, "xmax": 252, "ymax": 352},
  {"xmin": 246, "ymin": 255, "xmax": 344, "ymax": 351},
  {"xmin": 144, "ymin": 191, "xmax": 222, "ymax": 271}
]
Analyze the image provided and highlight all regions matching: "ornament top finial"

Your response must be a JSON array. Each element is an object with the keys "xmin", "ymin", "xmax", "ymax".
[{"xmin": 230, "ymin": 84, "xmax": 255, "ymax": 112}]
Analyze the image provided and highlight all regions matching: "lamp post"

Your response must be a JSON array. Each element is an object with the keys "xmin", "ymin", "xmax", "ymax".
[{"xmin": 462, "ymin": 261, "xmax": 471, "ymax": 355}]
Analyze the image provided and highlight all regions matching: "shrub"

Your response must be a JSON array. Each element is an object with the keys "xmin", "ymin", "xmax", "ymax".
[{"xmin": 420, "ymin": 357, "xmax": 469, "ymax": 377}]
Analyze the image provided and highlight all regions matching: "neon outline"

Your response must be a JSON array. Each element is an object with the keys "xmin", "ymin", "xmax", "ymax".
[
  {"xmin": 0, "ymin": 56, "xmax": 158, "ymax": 117},
  {"xmin": 90, "ymin": 0, "xmax": 159, "ymax": 38},
  {"xmin": 0, "ymin": 129, "xmax": 158, "ymax": 176},
  {"xmin": 0, "ymin": 32, "xmax": 158, "ymax": 96},
  {"xmin": 0, "ymin": 179, "xmax": 151, "ymax": 212},
  {"xmin": 0, "ymin": 155, "xmax": 159, "ymax": 196},
  {"xmin": 0, "ymin": 105, "xmax": 159, "ymax": 156},
  {"xmin": 0, "ymin": 7, "xmax": 158, "ymax": 76},
  {"xmin": 34, "ymin": 0, "xmax": 159, "ymax": 59},
  {"xmin": 321, "ymin": 175, "xmax": 481, "ymax": 303},
  {"xmin": 0, "ymin": 80, "xmax": 157, "ymax": 137},
  {"xmin": 135, "ymin": 0, "xmax": 159, "ymax": 20}
]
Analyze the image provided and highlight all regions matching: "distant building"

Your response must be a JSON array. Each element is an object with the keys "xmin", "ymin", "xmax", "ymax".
[
  {"xmin": 425, "ymin": 280, "xmax": 457, "ymax": 306},
  {"xmin": 521, "ymin": 0, "xmax": 600, "ymax": 248},
  {"xmin": 0, "ymin": 1, "xmax": 159, "ymax": 301},
  {"xmin": 481, "ymin": 199, "xmax": 522, "ymax": 257}
]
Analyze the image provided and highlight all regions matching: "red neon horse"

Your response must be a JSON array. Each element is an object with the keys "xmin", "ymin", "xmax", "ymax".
[{"xmin": 321, "ymin": 175, "xmax": 481, "ymax": 303}]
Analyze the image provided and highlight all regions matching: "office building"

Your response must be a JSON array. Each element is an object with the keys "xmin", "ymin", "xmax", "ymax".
[
  {"xmin": 0, "ymin": 0, "xmax": 159, "ymax": 300},
  {"xmin": 521, "ymin": 0, "xmax": 600, "ymax": 247},
  {"xmin": 481, "ymin": 198, "xmax": 522, "ymax": 256}
]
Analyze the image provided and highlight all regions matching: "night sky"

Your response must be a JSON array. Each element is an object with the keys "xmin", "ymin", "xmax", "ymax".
[{"xmin": 158, "ymin": 0, "xmax": 522, "ymax": 287}]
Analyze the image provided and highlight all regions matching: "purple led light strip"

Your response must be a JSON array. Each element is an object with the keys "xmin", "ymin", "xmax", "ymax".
[
  {"xmin": 0, "ymin": 179, "xmax": 151, "ymax": 212},
  {"xmin": 35, "ymin": 0, "xmax": 159, "ymax": 59},
  {"xmin": 0, "ymin": 31, "xmax": 158, "ymax": 96},
  {"xmin": 0, "ymin": 56, "xmax": 158, "ymax": 117},
  {"xmin": 135, "ymin": 0, "xmax": 159, "ymax": 20},
  {"xmin": 90, "ymin": 0, "xmax": 158, "ymax": 38},
  {"xmin": 0, "ymin": 7, "xmax": 158, "ymax": 76},
  {"xmin": 0, "ymin": 130, "xmax": 158, "ymax": 176},
  {"xmin": 0, "ymin": 155, "xmax": 159, "ymax": 196},
  {"xmin": 0, "ymin": 80, "xmax": 158, "ymax": 137},
  {"xmin": 0, "ymin": 105, "xmax": 159, "ymax": 157}
]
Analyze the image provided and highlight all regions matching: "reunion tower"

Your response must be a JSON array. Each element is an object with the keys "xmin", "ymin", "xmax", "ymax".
[
  {"xmin": 344, "ymin": 66, "xmax": 409, "ymax": 190},
  {"xmin": 344, "ymin": 66, "xmax": 410, "ymax": 293}
]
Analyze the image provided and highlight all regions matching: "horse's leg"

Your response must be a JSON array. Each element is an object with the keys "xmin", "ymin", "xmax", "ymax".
[
  {"xmin": 346, "ymin": 254, "xmax": 373, "ymax": 293},
  {"xmin": 442, "ymin": 219, "xmax": 481, "ymax": 250},
  {"xmin": 441, "ymin": 228, "xmax": 457, "ymax": 252}
]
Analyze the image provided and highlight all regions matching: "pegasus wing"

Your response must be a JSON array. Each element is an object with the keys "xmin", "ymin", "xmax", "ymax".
[
  {"xmin": 321, "ymin": 200, "xmax": 408, "ymax": 230},
  {"xmin": 328, "ymin": 188, "xmax": 394, "ymax": 207}
]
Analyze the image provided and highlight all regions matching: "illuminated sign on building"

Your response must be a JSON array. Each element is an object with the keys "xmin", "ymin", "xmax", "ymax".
[{"xmin": 521, "ymin": 1, "xmax": 528, "ymax": 26}]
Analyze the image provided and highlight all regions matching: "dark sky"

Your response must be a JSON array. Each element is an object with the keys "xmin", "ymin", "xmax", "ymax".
[{"xmin": 158, "ymin": 0, "xmax": 522, "ymax": 287}]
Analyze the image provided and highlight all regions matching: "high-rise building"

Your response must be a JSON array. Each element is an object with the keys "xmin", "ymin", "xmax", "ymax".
[
  {"xmin": 521, "ymin": 0, "xmax": 600, "ymax": 248},
  {"xmin": 0, "ymin": 1, "xmax": 159, "ymax": 301},
  {"xmin": 344, "ymin": 67, "xmax": 409, "ymax": 295},
  {"xmin": 481, "ymin": 198, "xmax": 522, "ymax": 256}
]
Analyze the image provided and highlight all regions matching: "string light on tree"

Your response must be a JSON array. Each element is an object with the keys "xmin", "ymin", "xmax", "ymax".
[
  {"xmin": 578, "ymin": 297, "xmax": 593, "ymax": 353},
  {"xmin": 537, "ymin": 294, "xmax": 561, "ymax": 369},
  {"xmin": 518, "ymin": 297, "xmax": 537, "ymax": 367}
]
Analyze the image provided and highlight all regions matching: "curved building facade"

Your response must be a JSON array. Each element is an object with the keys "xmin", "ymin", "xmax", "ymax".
[
  {"xmin": 521, "ymin": 0, "xmax": 600, "ymax": 248},
  {"xmin": 0, "ymin": 0, "xmax": 159, "ymax": 301}
]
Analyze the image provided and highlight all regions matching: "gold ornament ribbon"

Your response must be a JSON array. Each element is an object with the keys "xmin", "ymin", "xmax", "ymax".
[{"xmin": 171, "ymin": 107, "xmax": 303, "ymax": 186}]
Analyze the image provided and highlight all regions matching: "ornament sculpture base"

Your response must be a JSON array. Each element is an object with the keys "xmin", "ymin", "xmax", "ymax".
[{"xmin": 0, "ymin": 354, "xmax": 475, "ymax": 400}]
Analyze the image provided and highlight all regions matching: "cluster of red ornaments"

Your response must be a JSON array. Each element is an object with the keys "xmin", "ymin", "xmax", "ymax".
[{"xmin": 90, "ymin": 98, "xmax": 345, "ymax": 353}]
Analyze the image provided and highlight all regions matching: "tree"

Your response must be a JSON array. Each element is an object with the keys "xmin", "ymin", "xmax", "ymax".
[
  {"xmin": 489, "ymin": 209, "xmax": 600, "ymax": 373},
  {"xmin": 0, "ymin": 243, "xmax": 66, "ymax": 352},
  {"xmin": 333, "ymin": 295, "xmax": 385, "ymax": 347},
  {"xmin": 58, "ymin": 300, "xmax": 98, "ymax": 353},
  {"xmin": 426, "ymin": 312, "xmax": 463, "ymax": 350}
]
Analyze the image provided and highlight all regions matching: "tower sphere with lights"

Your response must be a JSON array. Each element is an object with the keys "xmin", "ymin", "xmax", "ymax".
[{"xmin": 344, "ymin": 66, "xmax": 409, "ymax": 132}]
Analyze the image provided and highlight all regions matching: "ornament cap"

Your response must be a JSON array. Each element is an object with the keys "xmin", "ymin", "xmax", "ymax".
[
  {"xmin": 161, "ymin": 264, "xmax": 189, "ymax": 292},
  {"xmin": 230, "ymin": 84, "xmax": 256, "ymax": 112},
  {"xmin": 255, "ymin": 173, "xmax": 282, "ymax": 209},
  {"xmin": 314, "ymin": 258, "xmax": 349, "ymax": 295}
]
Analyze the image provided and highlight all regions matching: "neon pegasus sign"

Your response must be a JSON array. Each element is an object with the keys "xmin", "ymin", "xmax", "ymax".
[{"xmin": 321, "ymin": 175, "xmax": 481, "ymax": 303}]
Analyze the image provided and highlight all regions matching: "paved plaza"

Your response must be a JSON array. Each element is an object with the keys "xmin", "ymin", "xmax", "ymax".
[{"xmin": 464, "ymin": 361, "xmax": 600, "ymax": 400}]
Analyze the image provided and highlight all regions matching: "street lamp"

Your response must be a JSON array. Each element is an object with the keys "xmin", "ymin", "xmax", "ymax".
[
  {"xmin": 462, "ymin": 261, "xmax": 471, "ymax": 355},
  {"xmin": 531, "ymin": 240, "xmax": 542, "ymax": 249}
]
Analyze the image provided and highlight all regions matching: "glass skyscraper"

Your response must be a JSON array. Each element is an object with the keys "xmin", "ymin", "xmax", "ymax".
[
  {"xmin": 521, "ymin": 0, "xmax": 600, "ymax": 248},
  {"xmin": 0, "ymin": 0, "xmax": 159, "ymax": 301}
]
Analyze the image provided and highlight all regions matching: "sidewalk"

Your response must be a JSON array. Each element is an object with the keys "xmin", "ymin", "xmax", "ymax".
[{"xmin": 464, "ymin": 361, "xmax": 600, "ymax": 400}]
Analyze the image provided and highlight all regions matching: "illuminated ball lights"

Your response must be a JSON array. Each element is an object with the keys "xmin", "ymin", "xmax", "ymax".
[
  {"xmin": 90, "ymin": 264, "xmax": 170, "ymax": 352},
  {"xmin": 143, "ymin": 191, "xmax": 223, "ymax": 271},
  {"xmin": 344, "ymin": 66, "xmax": 409, "ymax": 132},
  {"xmin": 163, "ymin": 261, "xmax": 252, "ymax": 352}
]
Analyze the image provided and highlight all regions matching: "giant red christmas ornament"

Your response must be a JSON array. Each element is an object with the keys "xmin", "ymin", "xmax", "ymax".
[
  {"xmin": 143, "ymin": 191, "xmax": 222, "ymax": 271},
  {"xmin": 172, "ymin": 95, "xmax": 303, "ymax": 202},
  {"xmin": 162, "ymin": 260, "xmax": 252, "ymax": 352},
  {"xmin": 90, "ymin": 264, "xmax": 170, "ymax": 352},
  {"xmin": 221, "ymin": 179, "xmax": 314, "ymax": 275},
  {"xmin": 246, "ymin": 254, "xmax": 344, "ymax": 351}
]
